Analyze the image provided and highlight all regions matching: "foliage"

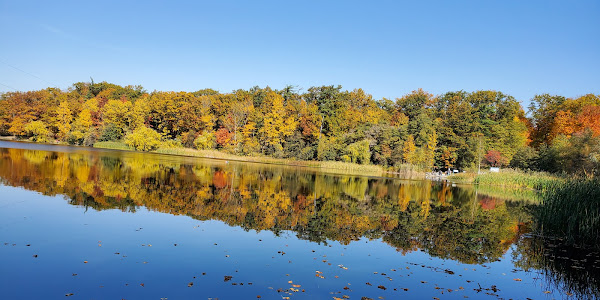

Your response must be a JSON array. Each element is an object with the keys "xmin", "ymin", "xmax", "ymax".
[
  {"xmin": 484, "ymin": 150, "xmax": 508, "ymax": 167},
  {"xmin": 24, "ymin": 120, "xmax": 50, "ymax": 142},
  {"xmin": 0, "ymin": 81, "xmax": 597, "ymax": 175},
  {"xmin": 193, "ymin": 131, "xmax": 216, "ymax": 150},
  {"xmin": 99, "ymin": 123, "xmax": 123, "ymax": 141},
  {"xmin": 124, "ymin": 127, "xmax": 162, "ymax": 151}
]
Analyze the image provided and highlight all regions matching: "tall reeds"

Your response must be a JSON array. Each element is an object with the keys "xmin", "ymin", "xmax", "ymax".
[
  {"xmin": 536, "ymin": 178, "xmax": 600, "ymax": 249},
  {"xmin": 473, "ymin": 169, "xmax": 560, "ymax": 190}
]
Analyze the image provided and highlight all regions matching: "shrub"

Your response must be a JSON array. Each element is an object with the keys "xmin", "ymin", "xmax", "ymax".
[
  {"xmin": 24, "ymin": 120, "xmax": 50, "ymax": 142},
  {"xmin": 99, "ymin": 123, "xmax": 123, "ymax": 141},
  {"xmin": 124, "ymin": 127, "xmax": 162, "ymax": 151},
  {"xmin": 193, "ymin": 131, "xmax": 216, "ymax": 150}
]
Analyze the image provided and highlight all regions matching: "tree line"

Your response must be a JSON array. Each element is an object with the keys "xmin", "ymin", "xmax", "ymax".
[{"xmin": 0, "ymin": 81, "xmax": 598, "ymax": 174}]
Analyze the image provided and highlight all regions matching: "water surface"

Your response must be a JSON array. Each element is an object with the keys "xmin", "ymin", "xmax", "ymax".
[{"xmin": 0, "ymin": 141, "xmax": 597, "ymax": 299}]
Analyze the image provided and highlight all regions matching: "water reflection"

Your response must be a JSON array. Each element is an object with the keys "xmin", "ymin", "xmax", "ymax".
[
  {"xmin": 0, "ymin": 146, "xmax": 524, "ymax": 263},
  {"xmin": 3, "ymin": 145, "xmax": 600, "ymax": 298}
]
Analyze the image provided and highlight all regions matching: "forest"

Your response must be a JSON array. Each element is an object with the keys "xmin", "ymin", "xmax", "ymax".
[{"xmin": 0, "ymin": 81, "xmax": 598, "ymax": 175}]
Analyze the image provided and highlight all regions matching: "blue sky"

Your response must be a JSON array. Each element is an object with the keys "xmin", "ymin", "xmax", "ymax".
[{"xmin": 0, "ymin": 0, "xmax": 598, "ymax": 107}]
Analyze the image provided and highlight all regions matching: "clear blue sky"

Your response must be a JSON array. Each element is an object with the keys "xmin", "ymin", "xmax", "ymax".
[{"xmin": 0, "ymin": 0, "xmax": 598, "ymax": 107}]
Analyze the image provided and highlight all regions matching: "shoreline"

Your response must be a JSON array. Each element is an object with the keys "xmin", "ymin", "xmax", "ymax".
[{"xmin": 1, "ymin": 138, "xmax": 423, "ymax": 179}]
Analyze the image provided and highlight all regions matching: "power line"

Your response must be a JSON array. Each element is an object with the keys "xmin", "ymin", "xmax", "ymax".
[
  {"xmin": 0, "ymin": 82, "xmax": 17, "ymax": 91},
  {"xmin": 0, "ymin": 59, "xmax": 58, "ymax": 87}
]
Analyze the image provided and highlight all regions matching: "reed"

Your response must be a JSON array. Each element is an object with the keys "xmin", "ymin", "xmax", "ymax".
[
  {"xmin": 475, "ymin": 169, "xmax": 560, "ymax": 190},
  {"xmin": 93, "ymin": 141, "xmax": 133, "ymax": 151},
  {"xmin": 536, "ymin": 178, "xmax": 600, "ymax": 249},
  {"xmin": 450, "ymin": 169, "xmax": 561, "ymax": 190}
]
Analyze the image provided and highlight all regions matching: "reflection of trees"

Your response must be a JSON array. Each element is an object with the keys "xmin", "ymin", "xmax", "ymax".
[
  {"xmin": 513, "ymin": 237, "xmax": 600, "ymax": 300},
  {"xmin": 0, "ymin": 148, "xmax": 523, "ymax": 263}
]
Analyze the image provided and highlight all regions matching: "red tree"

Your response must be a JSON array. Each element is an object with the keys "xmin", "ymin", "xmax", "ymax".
[{"xmin": 484, "ymin": 150, "xmax": 507, "ymax": 167}]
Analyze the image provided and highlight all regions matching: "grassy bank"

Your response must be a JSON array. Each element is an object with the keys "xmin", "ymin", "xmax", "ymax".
[
  {"xmin": 450, "ymin": 169, "xmax": 562, "ymax": 190},
  {"xmin": 536, "ymin": 178, "xmax": 600, "ymax": 249},
  {"xmin": 93, "ymin": 142, "xmax": 386, "ymax": 176},
  {"xmin": 93, "ymin": 141, "xmax": 134, "ymax": 151}
]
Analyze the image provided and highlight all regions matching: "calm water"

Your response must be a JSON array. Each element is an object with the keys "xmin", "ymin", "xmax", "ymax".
[{"xmin": 0, "ymin": 141, "xmax": 598, "ymax": 300}]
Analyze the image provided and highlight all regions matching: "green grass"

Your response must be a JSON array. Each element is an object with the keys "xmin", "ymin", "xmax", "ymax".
[
  {"xmin": 93, "ymin": 141, "xmax": 133, "ymax": 151},
  {"xmin": 536, "ymin": 178, "xmax": 600, "ymax": 249}
]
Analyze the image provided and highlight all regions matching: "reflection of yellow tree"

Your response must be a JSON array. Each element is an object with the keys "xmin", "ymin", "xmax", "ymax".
[{"xmin": 0, "ymin": 147, "xmax": 526, "ymax": 263}]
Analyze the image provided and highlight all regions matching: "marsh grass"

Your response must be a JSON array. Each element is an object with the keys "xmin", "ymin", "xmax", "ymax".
[
  {"xmin": 450, "ymin": 169, "xmax": 561, "ymax": 190},
  {"xmin": 475, "ymin": 169, "xmax": 560, "ymax": 190},
  {"xmin": 536, "ymin": 178, "xmax": 600, "ymax": 249},
  {"xmin": 93, "ymin": 141, "xmax": 133, "ymax": 151}
]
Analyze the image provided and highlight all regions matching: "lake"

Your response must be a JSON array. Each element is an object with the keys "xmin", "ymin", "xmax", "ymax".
[{"xmin": 0, "ymin": 140, "xmax": 597, "ymax": 299}]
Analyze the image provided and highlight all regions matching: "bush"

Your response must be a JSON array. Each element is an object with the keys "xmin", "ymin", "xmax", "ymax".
[
  {"xmin": 345, "ymin": 140, "xmax": 371, "ymax": 164},
  {"xmin": 510, "ymin": 146, "xmax": 539, "ymax": 170},
  {"xmin": 99, "ymin": 123, "xmax": 123, "ymax": 141},
  {"xmin": 124, "ymin": 127, "xmax": 162, "ymax": 151},
  {"xmin": 194, "ymin": 131, "xmax": 216, "ymax": 150},
  {"xmin": 24, "ymin": 121, "xmax": 50, "ymax": 142},
  {"xmin": 180, "ymin": 130, "xmax": 198, "ymax": 148}
]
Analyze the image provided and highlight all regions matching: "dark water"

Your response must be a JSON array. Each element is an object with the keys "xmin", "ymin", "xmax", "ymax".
[{"xmin": 0, "ymin": 141, "xmax": 597, "ymax": 299}]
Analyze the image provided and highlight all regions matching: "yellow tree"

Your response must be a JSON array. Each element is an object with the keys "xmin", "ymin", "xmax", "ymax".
[
  {"xmin": 402, "ymin": 135, "xmax": 416, "ymax": 164},
  {"xmin": 128, "ymin": 96, "xmax": 150, "ymax": 130},
  {"xmin": 55, "ymin": 101, "xmax": 72, "ymax": 140},
  {"xmin": 102, "ymin": 99, "xmax": 132, "ymax": 132},
  {"xmin": 259, "ymin": 91, "xmax": 297, "ymax": 152}
]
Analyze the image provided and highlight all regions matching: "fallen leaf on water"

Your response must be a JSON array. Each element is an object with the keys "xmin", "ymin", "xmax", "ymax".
[
  {"xmin": 292, "ymin": 284, "xmax": 301, "ymax": 288},
  {"xmin": 366, "ymin": 282, "xmax": 372, "ymax": 286},
  {"xmin": 378, "ymin": 285, "xmax": 386, "ymax": 290},
  {"xmin": 543, "ymin": 291, "xmax": 551, "ymax": 294},
  {"xmin": 188, "ymin": 282, "xmax": 193, "ymax": 287},
  {"xmin": 83, "ymin": 261, "xmax": 88, "ymax": 263},
  {"xmin": 224, "ymin": 276, "xmax": 233, "ymax": 282},
  {"xmin": 513, "ymin": 278, "xmax": 522, "ymax": 281},
  {"xmin": 140, "ymin": 283, "xmax": 144, "ymax": 287}
]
